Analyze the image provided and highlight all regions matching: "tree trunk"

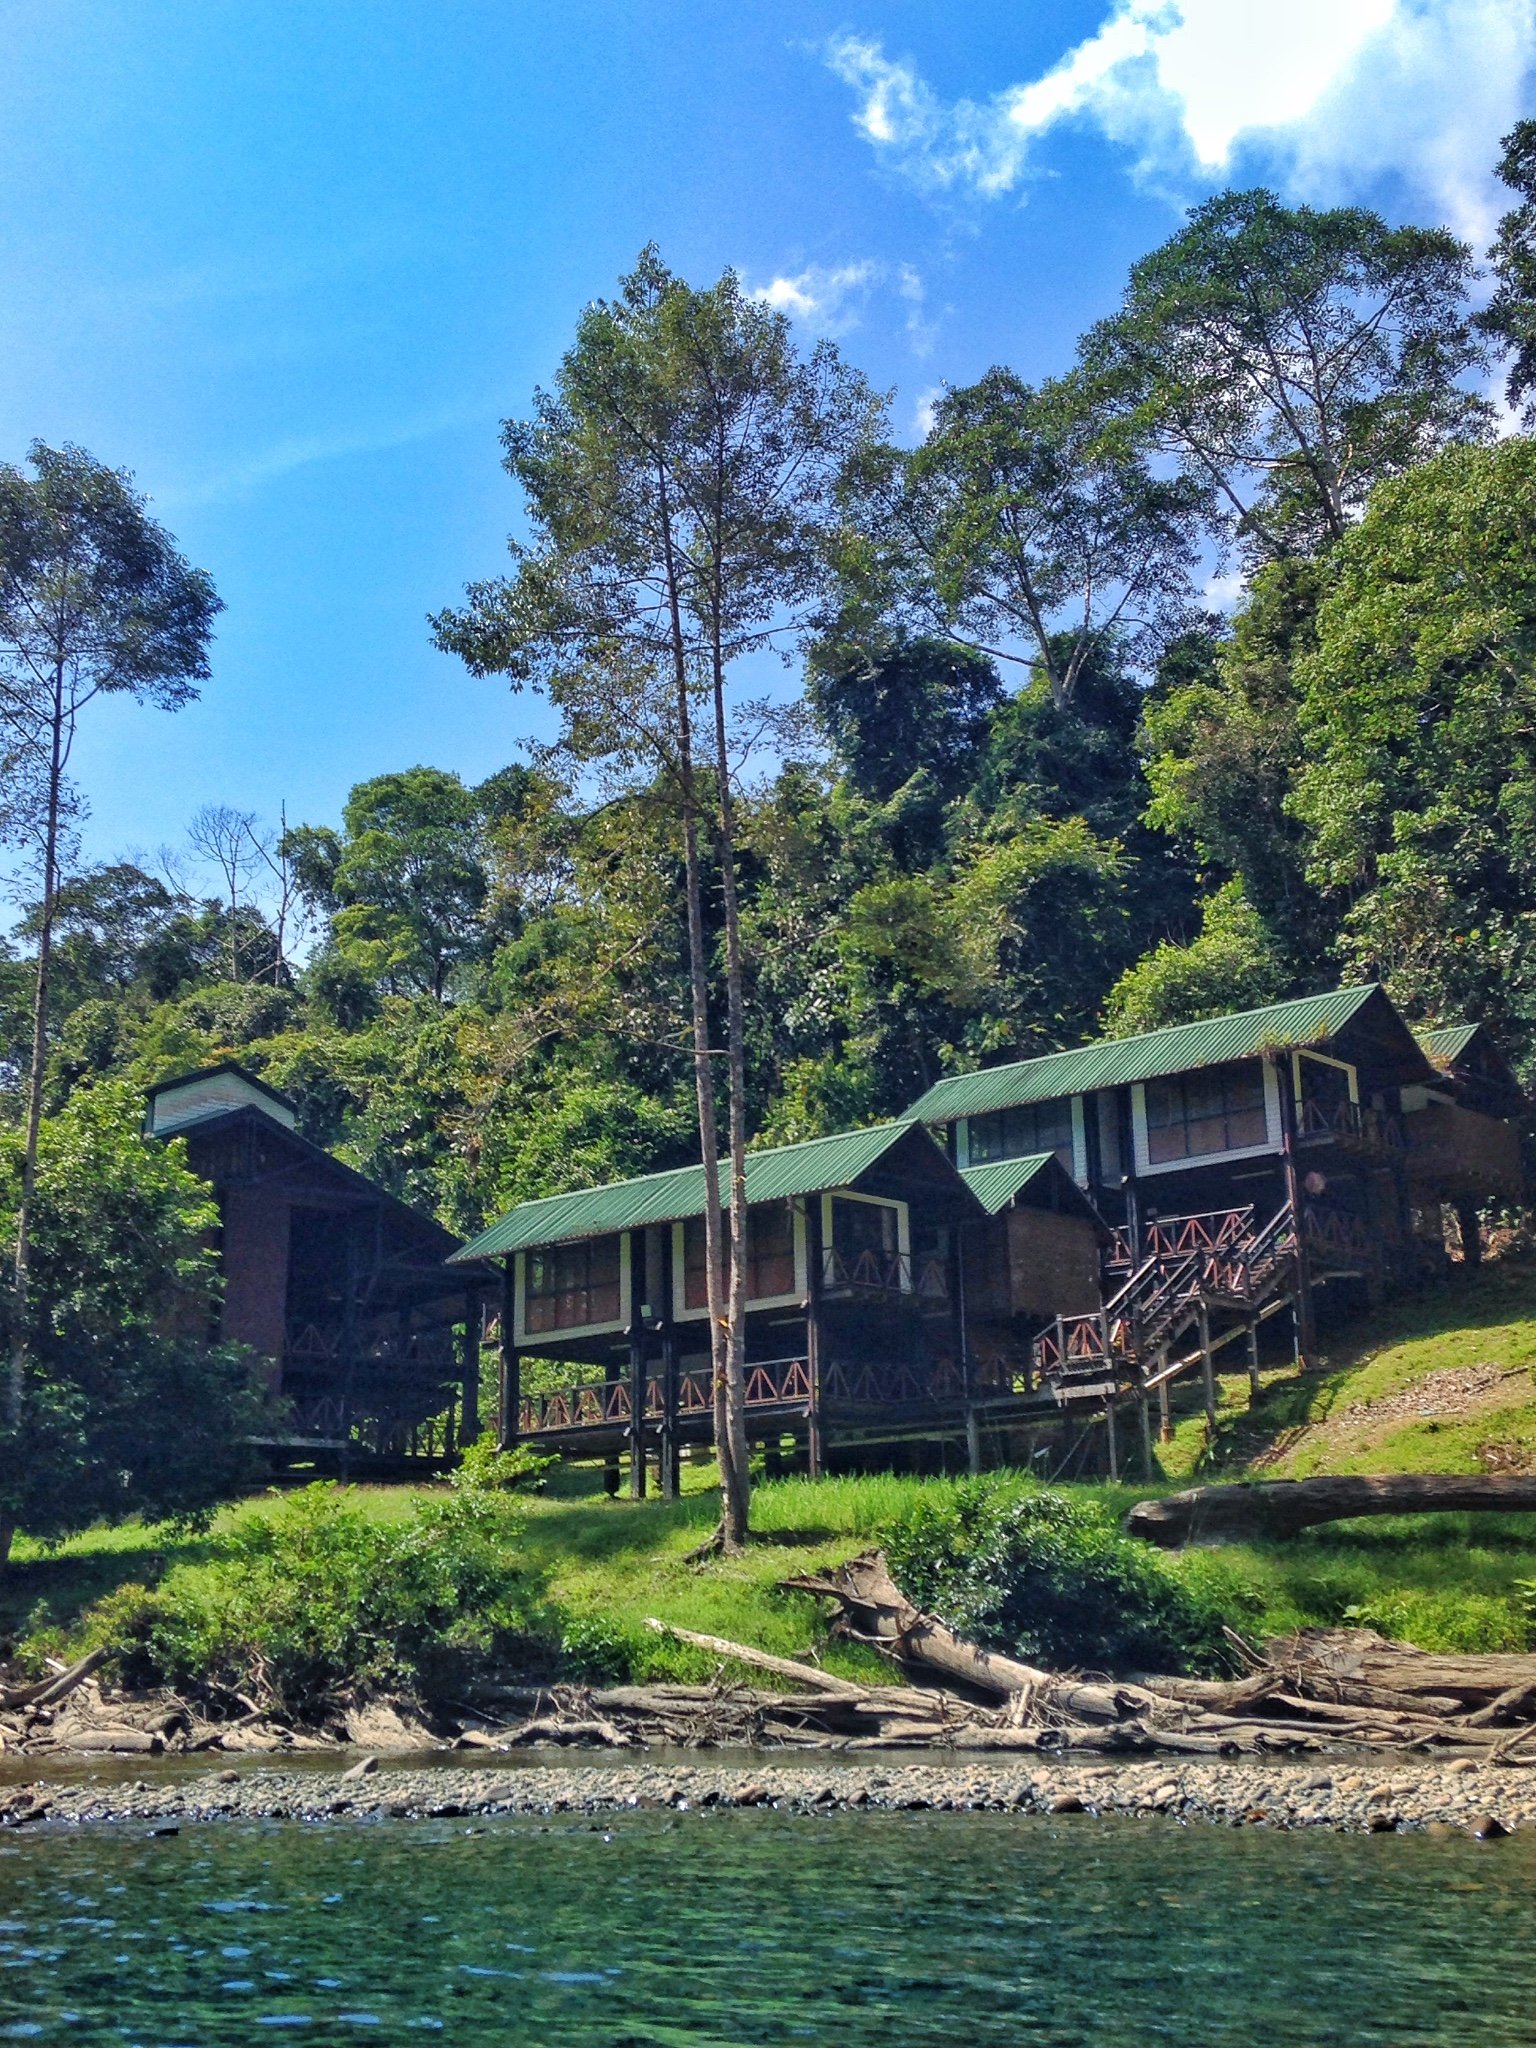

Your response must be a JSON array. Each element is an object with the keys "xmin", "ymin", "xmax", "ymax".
[
  {"xmin": 708, "ymin": 600, "xmax": 750, "ymax": 1552},
  {"xmin": 655, "ymin": 470, "xmax": 734, "ymax": 1539},
  {"xmin": 0, "ymin": 1524, "xmax": 13, "ymax": 1576},
  {"xmin": 8, "ymin": 667, "xmax": 65, "ymax": 1435},
  {"xmin": 1125, "ymin": 1473, "xmax": 1536, "ymax": 1547}
]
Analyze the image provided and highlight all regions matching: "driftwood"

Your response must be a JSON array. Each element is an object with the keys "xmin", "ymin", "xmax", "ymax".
[
  {"xmin": 0, "ymin": 1647, "xmax": 110, "ymax": 1712},
  {"xmin": 1126, "ymin": 1473, "xmax": 1536, "ymax": 1547},
  {"xmin": 771, "ymin": 1551, "xmax": 1536, "ymax": 1761},
  {"xmin": 641, "ymin": 1620, "xmax": 867, "ymax": 1696}
]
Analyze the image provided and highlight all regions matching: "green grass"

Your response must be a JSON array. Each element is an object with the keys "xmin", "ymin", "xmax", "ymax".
[{"xmin": 8, "ymin": 1254, "xmax": 1536, "ymax": 1678}]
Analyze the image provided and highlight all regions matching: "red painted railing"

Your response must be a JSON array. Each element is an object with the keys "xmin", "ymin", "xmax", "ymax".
[{"xmin": 518, "ymin": 1354, "xmax": 813, "ymax": 1435}]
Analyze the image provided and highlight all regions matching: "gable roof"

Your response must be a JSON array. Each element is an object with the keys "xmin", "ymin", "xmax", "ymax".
[
  {"xmin": 1415, "ymin": 1022, "xmax": 1523, "ymax": 1103},
  {"xmin": 144, "ymin": 1060, "xmax": 300, "ymax": 1133},
  {"xmin": 1416, "ymin": 1024, "xmax": 1481, "ymax": 1064},
  {"xmin": 905, "ymin": 985, "xmax": 1418, "ymax": 1125},
  {"xmin": 452, "ymin": 1121, "xmax": 973, "ymax": 1263},
  {"xmin": 164, "ymin": 1101, "xmax": 464, "ymax": 1261},
  {"xmin": 959, "ymin": 1152, "xmax": 1101, "ymax": 1223}
]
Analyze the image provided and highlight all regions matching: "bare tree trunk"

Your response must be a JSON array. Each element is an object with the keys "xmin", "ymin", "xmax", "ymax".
[
  {"xmin": 656, "ymin": 472, "xmax": 733, "ymax": 1526},
  {"xmin": 8, "ymin": 667, "xmax": 64, "ymax": 1435},
  {"xmin": 709, "ymin": 597, "xmax": 751, "ymax": 1552}
]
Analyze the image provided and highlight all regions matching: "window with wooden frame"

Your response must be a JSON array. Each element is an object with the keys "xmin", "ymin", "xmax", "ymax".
[
  {"xmin": 523, "ymin": 1234, "xmax": 623, "ymax": 1333},
  {"xmin": 680, "ymin": 1202, "xmax": 798, "ymax": 1312},
  {"xmin": 1144, "ymin": 1061, "xmax": 1268, "ymax": 1164},
  {"xmin": 966, "ymin": 1096, "xmax": 1075, "ymax": 1169}
]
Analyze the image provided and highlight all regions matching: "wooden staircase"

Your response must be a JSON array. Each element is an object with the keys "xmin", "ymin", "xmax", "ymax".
[{"xmin": 1032, "ymin": 1199, "xmax": 1374, "ymax": 1410}]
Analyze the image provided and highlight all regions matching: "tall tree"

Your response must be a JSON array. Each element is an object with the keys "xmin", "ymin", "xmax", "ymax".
[
  {"xmin": 434, "ymin": 248, "xmax": 880, "ymax": 1550},
  {"xmin": 284, "ymin": 768, "xmax": 494, "ymax": 1001},
  {"xmin": 1477, "ymin": 119, "xmax": 1536, "ymax": 423},
  {"xmin": 831, "ymin": 371, "xmax": 1204, "ymax": 706},
  {"xmin": 1290, "ymin": 438, "xmax": 1536, "ymax": 1069},
  {"xmin": 1080, "ymin": 189, "xmax": 1489, "ymax": 561},
  {"xmin": 0, "ymin": 443, "xmax": 219, "ymax": 1432}
]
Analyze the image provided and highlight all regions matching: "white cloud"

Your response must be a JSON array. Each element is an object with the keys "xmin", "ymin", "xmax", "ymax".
[
  {"xmin": 749, "ymin": 259, "xmax": 938, "ymax": 351},
  {"xmin": 825, "ymin": 2, "xmax": 1536, "ymax": 241},
  {"xmin": 911, "ymin": 383, "xmax": 945, "ymax": 437},
  {"xmin": 752, "ymin": 260, "xmax": 879, "ymax": 330}
]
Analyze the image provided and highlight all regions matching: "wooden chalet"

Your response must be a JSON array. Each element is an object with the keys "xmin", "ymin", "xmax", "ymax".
[
  {"xmin": 147, "ymin": 1064, "xmax": 482, "ymax": 1468},
  {"xmin": 450, "ymin": 1121, "xmax": 1102, "ymax": 1489},
  {"xmin": 903, "ymin": 986, "xmax": 1526, "ymax": 1466}
]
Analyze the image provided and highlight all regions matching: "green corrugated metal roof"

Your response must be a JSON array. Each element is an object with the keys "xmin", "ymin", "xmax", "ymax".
[
  {"xmin": 959, "ymin": 1154, "xmax": 1056, "ymax": 1215},
  {"xmin": 1416, "ymin": 1024, "xmax": 1480, "ymax": 1064},
  {"xmin": 452, "ymin": 1121, "xmax": 927, "ymax": 1263},
  {"xmin": 906, "ymin": 986, "xmax": 1384, "ymax": 1124}
]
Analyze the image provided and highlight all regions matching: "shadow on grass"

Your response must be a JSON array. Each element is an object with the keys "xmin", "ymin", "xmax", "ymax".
[{"xmin": 0, "ymin": 1530, "xmax": 224, "ymax": 1642}]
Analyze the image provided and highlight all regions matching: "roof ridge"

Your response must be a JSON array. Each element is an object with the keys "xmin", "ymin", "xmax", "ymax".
[
  {"xmin": 475, "ymin": 1118, "xmax": 914, "ymax": 1223},
  {"xmin": 943, "ymin": 984, "xmax": 1378, "ymax": 1089}
]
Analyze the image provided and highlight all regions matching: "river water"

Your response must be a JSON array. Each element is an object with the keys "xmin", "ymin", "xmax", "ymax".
[{"xmin": 2, "ymin": 1808, "xmax": 1533, "ymax": 2045}]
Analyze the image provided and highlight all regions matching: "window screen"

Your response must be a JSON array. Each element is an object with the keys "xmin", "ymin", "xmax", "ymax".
[
  {"xmin": 967, "ymin": 1096, "xmax": 1075, "ymax": 1169},
  {"xmin": 1144, "ymin": 1062, "xmax": 1267, "ymax": 1164},
  {"xmin": 524, "ymin": 1234, "xmax": 623, "ymax": 1333}
]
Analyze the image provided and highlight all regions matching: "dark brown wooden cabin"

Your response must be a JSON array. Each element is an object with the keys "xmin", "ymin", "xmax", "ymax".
[
  {"xmin": 902, "ymin": 988, "xmax": 1527, "ymax": 1461},
  {"xmin": 450, "ymin": 1121, "xmax": 1106, "ymax": 1487},
  {"xmin": 147, "ymin": 1064, "xmax": 479, "ymax": 1467}
]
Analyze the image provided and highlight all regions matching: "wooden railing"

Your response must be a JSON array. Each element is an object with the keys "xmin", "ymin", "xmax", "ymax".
[
  {"xmin": 820, "ymin": 1249, "xmax": 950, "ymax": 1300},
  {"xmin": 518, "ymin": 1354, "xmax": 812, "ymax": 1435},
  {"xmin": 1298, "ymin": 1097, "xmax": 1407, "ymax": 1156},
  {"xmin": 1107, "ymin": 1206, "xmax": 1255, "ymax": 1271}
]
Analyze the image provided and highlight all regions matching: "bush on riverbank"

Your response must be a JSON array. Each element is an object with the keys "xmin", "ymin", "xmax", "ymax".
[
  {"xmin": 885, "ymin": 1480, "xmax": 1243, "ymax": 1675},
  {"xmin": 82, "ymin": 1484, "xmax": 555, "ymax": 1717}
]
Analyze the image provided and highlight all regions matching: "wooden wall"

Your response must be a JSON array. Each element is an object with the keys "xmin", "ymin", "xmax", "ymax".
[{"xmin": 219, "ymin": 1184, "xmax": 290, "ymax": 1383}]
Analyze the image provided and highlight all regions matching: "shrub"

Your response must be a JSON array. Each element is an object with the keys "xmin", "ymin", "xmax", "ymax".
[
  {"xmin": 79, "ymin": 1483, "xmax": 553, "ymax": 1716},
  {"xmin": 452, "ymin": 1431, "xmax": 556, "ymax": 1494},
  {"xmin": 885, "ymin": 1480, "xmax": 1235, "ymax": 1675}
]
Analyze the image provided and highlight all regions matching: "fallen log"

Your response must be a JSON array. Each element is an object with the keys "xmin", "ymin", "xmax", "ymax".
[
  {"xmin": 69, "ymin": 1728, "xmax": 165, "ymax": 1756},
  {"xmin": 0, "ymin": 1648, "xmax": 110, "ymax": 1712},
  {"xmin": 641, "ymin": 1620, "xmax": 868, "ymax": 1696},
  {"xmin": 1126, "ymin": 1474, "xmax": 1536, "ymax": 1547},
  {"xmin": 783, "ymin": 1554, "xmax": 1175, "ymax": 1725},
  {"xmin": 1264, "ymin": 1629, "xmax": 1536, "ymax": 1710}
]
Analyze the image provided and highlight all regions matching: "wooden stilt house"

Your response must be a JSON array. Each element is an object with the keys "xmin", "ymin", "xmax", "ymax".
[
  {"xmin": 450, "ymin": 1121, "xmax": 1102, "ymax": 1486},
  {"xmin": 147, "ymin": 1063, "xmax": 481, "ymax": 1468},
  {"xmin": 904, "ymin": 986, "xmax": 1526, "ymax": 1447}
]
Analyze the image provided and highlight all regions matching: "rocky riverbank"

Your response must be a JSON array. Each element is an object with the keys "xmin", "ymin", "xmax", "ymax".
[{"xmin": 5, "ymin": 1752, "xmax": 1535, "ymax": 1837}]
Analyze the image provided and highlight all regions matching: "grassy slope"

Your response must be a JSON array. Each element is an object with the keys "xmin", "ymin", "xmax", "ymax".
[{"xmin": 7, "ymin": 1255, "xmax": 1536, "ymax": 1671}]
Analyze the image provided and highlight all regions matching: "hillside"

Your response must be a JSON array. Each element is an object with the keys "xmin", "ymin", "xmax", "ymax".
[{"xmin": 1164, "ymin": 1250, "xmax": 1536, "ymax": 1483}]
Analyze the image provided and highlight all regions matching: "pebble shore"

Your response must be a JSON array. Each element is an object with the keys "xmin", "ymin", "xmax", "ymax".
[{"xmin": 6, "ymin": 1753, "xmax": 1536, "ymax": 1837}]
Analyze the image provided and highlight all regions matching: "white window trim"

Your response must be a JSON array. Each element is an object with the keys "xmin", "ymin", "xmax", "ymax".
[
  {"xmin": 670, "ymin": 1205, "xmax": 808, "ymax": 1323},
  {"xmin": 514, "ymin": 1234, "xmax": 631, "ymax": 1345},
  {"xmin": 821, "ymin": 1189, "xmax": 911, "ymax": 1291},
  {"xmin": 1131, "ymin": 1063, "xmax": 1282, "ymax": 1178},
  {"xmin": 1292, "ymin": 1047, "xmax": 1359, "ymax": 1105}
]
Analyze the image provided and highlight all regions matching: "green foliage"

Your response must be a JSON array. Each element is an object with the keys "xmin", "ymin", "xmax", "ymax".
[
  {"xmin": 1080, "ymin": 188, "xmax": 1488, "ymax": 559},
  {"xmin": 1293, "ymin": 438, "xmax": 1536, "ymax": 1071},
  {"xmin": 86, "ymin": 1483, "xmax": 549, "ymax": 1715},
  {"xmin": 884, "ymin": 1479, "xmax": 1234, "ymax": 1675},
  {"xmin": 1477, "ymin": 119, "xmax": 1536, "ymax": 423},
  {"xmin": 1105, "ymin": 880, "xmax": 1286, "ymax": 1035},
  {"xmin": 452, "ymin": 1431, "xmax": 556, "ymax": 1493},
  {"xmin": 0, "ymin": 1079, "xmax": 267, "ymax": 1547}
]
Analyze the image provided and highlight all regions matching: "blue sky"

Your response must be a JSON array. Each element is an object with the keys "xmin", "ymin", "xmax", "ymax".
[{"xmin": 4, "ymin": 0, "xmax": 1533, "ymax": 882}]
